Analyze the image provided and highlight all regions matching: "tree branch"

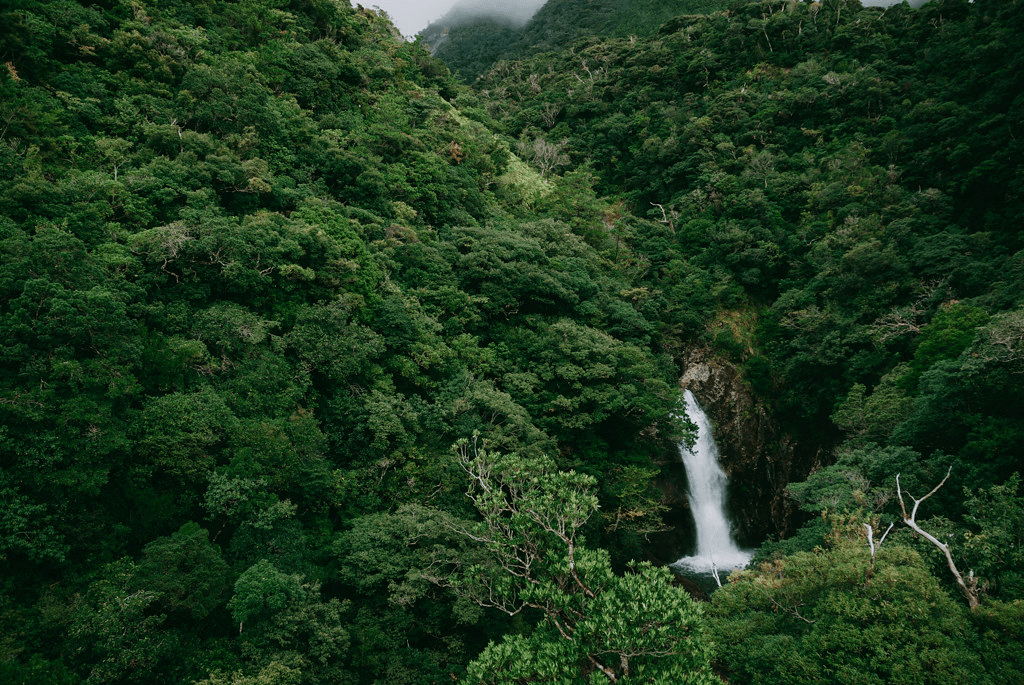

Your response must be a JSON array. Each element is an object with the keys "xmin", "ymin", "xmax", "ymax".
[
  {"xmin": 896, "ymin": 468, "xmax": 980, "ymax": 609},
  {"xmin": 864, "ymin": 521, "xmax": 893, "ymax": 567}
]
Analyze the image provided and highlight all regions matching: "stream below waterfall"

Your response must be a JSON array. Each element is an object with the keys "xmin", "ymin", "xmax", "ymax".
[{"xmin": 670, "ymin": 390, "xmax": 754, "ymax": 590}]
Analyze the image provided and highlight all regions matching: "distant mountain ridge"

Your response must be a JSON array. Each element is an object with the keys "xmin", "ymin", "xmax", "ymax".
[{"xmin": 420, "ymin": 0, "xmax": 728, "ymax": 81}]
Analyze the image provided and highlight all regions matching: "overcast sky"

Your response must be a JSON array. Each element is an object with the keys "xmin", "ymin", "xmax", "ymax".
[{"xmin": 369, "ymin": 1, "xmax": 547, "ymax": 38}]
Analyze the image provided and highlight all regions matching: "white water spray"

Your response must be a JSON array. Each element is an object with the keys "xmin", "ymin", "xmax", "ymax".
[{"xmin": 671, "ymin": 390, "xmax": 753, "ymax": 575}]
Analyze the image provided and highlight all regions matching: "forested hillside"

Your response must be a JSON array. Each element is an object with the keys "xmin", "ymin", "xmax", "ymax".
[
  {"xmin": 421, "ymin": 0, "xmax": 728, "ymax": 81},
  {"xmin": 469, "ymin": 0, "xmax": 1024, "ymax": 680},
  {"xmin": 1, "ymin": 0, "xmax": 1023, "ymax": 683}
]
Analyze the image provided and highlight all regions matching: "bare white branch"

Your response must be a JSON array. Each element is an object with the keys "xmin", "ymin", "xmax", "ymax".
[
  {"xmin": 864, "ymin": 521, "xmax": 894, "ymax": 566},
  {"xmin": 896, "ymin": 468, "xmax": 979, "ymax": 609}
]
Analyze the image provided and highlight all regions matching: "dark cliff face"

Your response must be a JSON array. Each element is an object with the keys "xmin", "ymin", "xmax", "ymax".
[{"xmin": 646, "ymin": 348, "xmax": 824, "ymax": 563}]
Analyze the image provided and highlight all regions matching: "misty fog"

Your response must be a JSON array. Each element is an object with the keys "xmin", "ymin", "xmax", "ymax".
[{"xmin": 438, "ymin": 0, "xmax": 548, "ymax": 27}]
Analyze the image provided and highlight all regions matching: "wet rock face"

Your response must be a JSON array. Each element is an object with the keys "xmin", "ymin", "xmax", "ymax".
[{"xmin": 648, "ymin": 348, "xmax": 823, "ymax": 561}]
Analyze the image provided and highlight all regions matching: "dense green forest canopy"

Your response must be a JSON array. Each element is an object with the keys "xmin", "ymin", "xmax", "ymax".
[
  {"xmin": 421, "ymin": 0, "xmax": 731, "ymax": 81},
  {"xmin": 1, "ymin": 0, "xmax": 1023, "ymax": 682}
]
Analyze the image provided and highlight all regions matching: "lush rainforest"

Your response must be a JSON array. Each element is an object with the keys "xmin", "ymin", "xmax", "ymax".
[
  {"xmin": 1, "ymin": 0, "xmax": 1023, "ymax": 683},
  {"xmin": 421, "ymin": 0, "xmax": 730, "ymax": 81}
]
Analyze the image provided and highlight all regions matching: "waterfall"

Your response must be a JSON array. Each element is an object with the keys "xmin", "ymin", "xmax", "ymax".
[{"xmin": 671, "ymin": 390, "xmax": 753, "ymax": 575}]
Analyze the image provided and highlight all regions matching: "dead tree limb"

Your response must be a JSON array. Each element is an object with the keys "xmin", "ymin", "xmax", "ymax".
[
  {"xmin": 864, "ymin": 521, "xmax": 893, "ymax": 567},
  {"xmin": 649, "ymin": 202, "xmax": 677, "ymax": 236},
  {"xmin": 896, "ymin": 468, "xmax": 980, "ymax": 610},
  {"xmin": 710, "ymin": 560, "xmax": 722, "ymax": 588}
]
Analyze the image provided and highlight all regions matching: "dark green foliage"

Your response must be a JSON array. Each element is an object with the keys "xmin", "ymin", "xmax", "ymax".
[
  {"xmin": 446, "ymin": 442, "xmax": 718, "ymax": 683},
  {"xmin": 423, "ymin": 0, "xmax": 730, "ymax": 81},
  {"xmin": 960, "ymin": 475, "xmax": 1024, "ymax": 600},
  {"xmin": 465, "ymin": 1, "xmax": 1024, "ymax": 678},
  {"xmin": 713, "ymin": 530, "xmax": 988, "ymax": 685},
  {"xmin": 137, "ymin": 522, "xmax": 231, "ymax": 621},
  {"xmin": 2, "ymin": 0, "xmax": 1024, "ymax": 681},
  {"xmin": 0, "ymin": 1, "xmax": 686, "ymax": 680},
  {"xmin": 469, "ymin": 0, "xmax": 1024, "ymax": 458},
  {"xmin": 225, "ymin": 560, "xmax": 351, "ymax": 685}
]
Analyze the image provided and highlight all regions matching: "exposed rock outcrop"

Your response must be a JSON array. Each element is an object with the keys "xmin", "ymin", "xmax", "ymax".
[{"xmin": 647, "ymin": 348, "xmax": 824, "ymax": 563}]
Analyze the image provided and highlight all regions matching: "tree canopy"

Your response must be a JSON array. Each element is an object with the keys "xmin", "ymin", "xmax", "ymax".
[{"xmin": 1, "ymin": 0, "xmax": 1023, "ymax": 682}]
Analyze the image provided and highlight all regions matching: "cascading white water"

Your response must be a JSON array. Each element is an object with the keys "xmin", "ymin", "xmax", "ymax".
[{"xmin": 671, "ymin": 390, "xmax": 753, "ymax": 575}]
